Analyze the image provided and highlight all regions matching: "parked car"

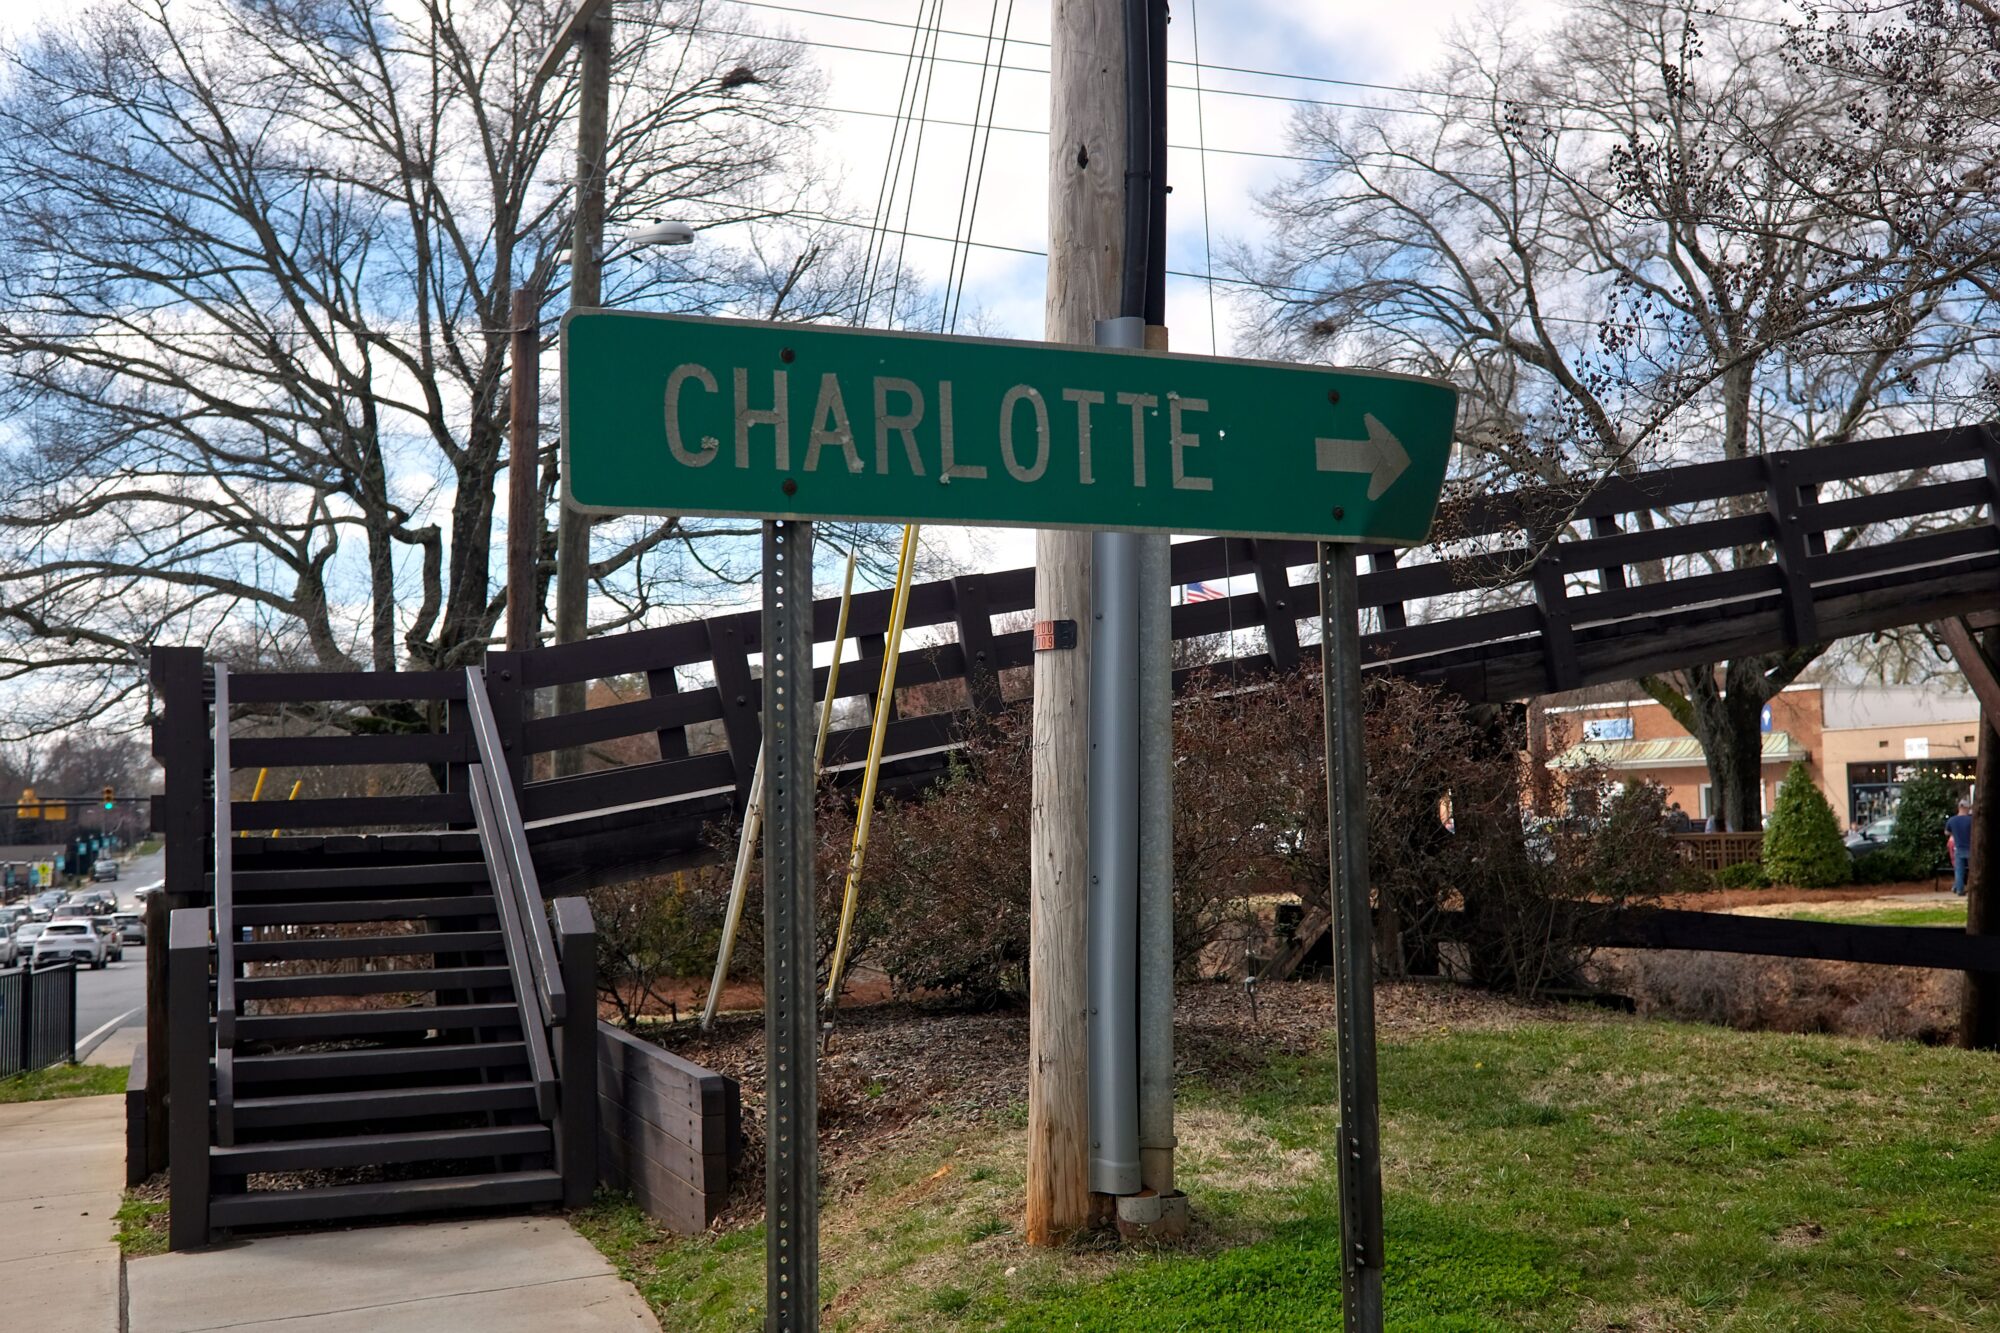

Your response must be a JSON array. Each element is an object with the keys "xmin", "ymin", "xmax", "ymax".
[
  {"xmin": 0, "ymin": 904, "xmax": 28, "ymax": 929},
  {"xmin": 32, "ymin": 919, "xmax": 106, "ymax": 968},
  {"xmin": 1844, "ymin": 814, "xmax": 1897, "ymax": 860},
  {"xmin": 51, "ymin": 904, "xmax": 100, "ymax": 921},
  {"xmin": 91, "ymin": 859, "xmax": 119, "ymax": 882},
  {"xmin": 0, "ymin": 923, "xmax": 17, "ymax": 967},
  {"xmin": 13, "ymin": 921, "xmax": 47, "ymax": 956},
  {"xmin": 91, "ymin": 918, "xmax": 123, "ymax": 963},
  {"xmin": 109, "ymin": 912, "xmax": 145, "ymax": 946}
]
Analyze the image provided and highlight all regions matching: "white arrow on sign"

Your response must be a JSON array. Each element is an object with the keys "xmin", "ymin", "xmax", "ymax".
[{"xmin": 1315, "ymin": 413, "xmax": 1410, "ymax": 502}]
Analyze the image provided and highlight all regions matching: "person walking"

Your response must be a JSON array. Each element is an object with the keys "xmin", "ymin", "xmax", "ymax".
[{"xmin": 1947, "ymin": 798, "xmax": 1974, "ymax": 897}]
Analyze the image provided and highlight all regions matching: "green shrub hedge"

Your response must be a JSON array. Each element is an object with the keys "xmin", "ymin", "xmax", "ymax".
[
  {"xmin": 1762, "ymin": 762, "xmax": 1850, "ymax": 889},
  {"xmin": 1715, "ymin": 860, "xmax": 1771, "ymax": 890}
]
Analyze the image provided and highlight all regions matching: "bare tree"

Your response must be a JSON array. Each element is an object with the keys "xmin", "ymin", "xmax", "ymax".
[
  {"xmin": 0, "ymin": 0, "xmax": 916, "ymax": 736},
  {"xmin": 1241, "ymin": 0, "xmax": 1999, "ymax": 829}
]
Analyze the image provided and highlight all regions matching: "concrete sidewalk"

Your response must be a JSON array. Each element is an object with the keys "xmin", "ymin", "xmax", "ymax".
[
  {"xmin": 0, "ymin": 1093, "xmax": 126, "ymax": 1333},
  {"xmin": 127, "ymin": 1214, "xmax": 663, "ymax": 1332}
]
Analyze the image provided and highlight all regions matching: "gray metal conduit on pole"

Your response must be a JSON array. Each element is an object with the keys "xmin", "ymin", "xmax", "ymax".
[
  {"xmin": 1088, "ymin": 314, "xmax": 1145, "ymax": 1197},
  {"xmin": 1136, "ymin": 529, "xmax": 1176, "ymax": 1199}
]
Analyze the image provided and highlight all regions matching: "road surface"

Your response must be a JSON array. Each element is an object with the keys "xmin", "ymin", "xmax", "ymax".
[{"xmin": 71, "ymin": 842, "xmax": 164, "ymax": 1057}]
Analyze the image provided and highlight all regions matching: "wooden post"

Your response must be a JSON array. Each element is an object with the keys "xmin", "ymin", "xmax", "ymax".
[
  {"xmin": 143, "ymin": 891, "xmax": 170, "ymax": 1177},
  {"xmin": 167, "ymin": 907, "xmax": 210, "ymax": 1252},
  {"xmin": 554, "ymin": 897, "xmax": 599, "ymax": 1208},
  {"xmin": 552, "ymin": 0, "xmax": 613, "ymax": 776},
  {"xmin": 1027, "ymin": 0, "xmax": 1126, "ymax": 1248},
  {"xmin": 1962, "ymin": 625, "xmax": 2000, "ymax": 1050},
  {"xmin": 148, "ymin": 646, "xmax": 208, "ymax": 912},
  {"xmin": 146, "ymin": 644, "xmax": 205, "ymax": 1190},
  {"xmin": 507, "ymin": 287, "xmax": 541, "ymax": 652}
]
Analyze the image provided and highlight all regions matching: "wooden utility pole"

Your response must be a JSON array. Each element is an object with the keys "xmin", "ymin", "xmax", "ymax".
[
  {"xmin": 552, "ymin": 0, "xmax": 612, "ymax": 772},
  {"xmin": 506, "ymin": 286, "xmax": 540, "ymax": 652},
  {"xmin": 1028, "ymin": 0, "xmax": 1128, "ymax": 1247},
  {"xmin": 1959, "ymin": 623, "xmax": 2000, "ymax": 1049}
]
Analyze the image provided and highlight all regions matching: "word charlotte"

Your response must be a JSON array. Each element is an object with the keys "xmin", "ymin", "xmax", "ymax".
[{"xmin": 660, "ymin": 364, "xmax": 1218, "ymax": 492}]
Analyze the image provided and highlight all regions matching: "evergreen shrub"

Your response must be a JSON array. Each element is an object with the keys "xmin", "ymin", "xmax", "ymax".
[
  {"xmin": 1761, "ymin": 762, "xmax": 1850, "ymax": 888},
  {"xmin": 1715, "ymin": 860, "xmax": 1770, "ymax": 890}
]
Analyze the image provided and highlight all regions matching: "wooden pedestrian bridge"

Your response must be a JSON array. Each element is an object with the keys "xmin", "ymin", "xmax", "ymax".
[{"xmin": 142, "ymin": 422, "xmax": 2000, "ymax": 1246}]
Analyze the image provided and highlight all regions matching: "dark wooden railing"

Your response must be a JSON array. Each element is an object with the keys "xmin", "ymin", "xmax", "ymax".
[
  {"xmin": 465, "ymin": 668, "xmax": 561, "ymax": 1120},
  {"xmin": 463, "ymin": 425, "xmax": 1998, "ymax": 881},
  {"xmin": 210, "ymin": 667, "xmax": 238, "ymax": 1149},
  {"xmin": 1668, "ymin": 833, "xmax": 1765, "ymax": 872}
]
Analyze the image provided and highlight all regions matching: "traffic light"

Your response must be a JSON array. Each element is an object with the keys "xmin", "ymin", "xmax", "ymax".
[{"xmin": 102, "ymin": 786, "xmax": 116, "ymax": 811}]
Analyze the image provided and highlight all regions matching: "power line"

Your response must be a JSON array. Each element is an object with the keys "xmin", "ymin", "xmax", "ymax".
[
  {"xmin": 1188, "ymin": 0, "xmax": 1220, "ymax": 356},
  {"xmin": 943, "ymin": 0, "xmax": 1015, "ymax": 334},
  {"xmin": 638, "ymin": 13, "xmax": 1545, "ymax": 126},
  {"xmin": 708, "ymin": 0, "xmax": 1582, "ymax": 111}
]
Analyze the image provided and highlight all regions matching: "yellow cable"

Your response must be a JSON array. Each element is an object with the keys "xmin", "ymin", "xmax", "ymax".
[
  {"xmin": 701, "ymin": 547, "xmax": 860, "ymax": 1031},
  {"xmin": 814, "ymin": 551, "xmax": 859, "ymax": 771},
  {"xmin": 825, "ymin": 525, "xmax": 919, "ymax": 1006},
  {"xmin": 239, "ymin": 768, "xmax": 267, "ymax": 838}
]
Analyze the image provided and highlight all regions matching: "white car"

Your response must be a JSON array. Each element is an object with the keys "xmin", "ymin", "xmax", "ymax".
[
  {"xmin": 0, "ymin": 923, "xmax": 16, "ymax": 967},
  {"xmin": 33, "ymin": 919, "xmax": 107, "ymax": 968}
]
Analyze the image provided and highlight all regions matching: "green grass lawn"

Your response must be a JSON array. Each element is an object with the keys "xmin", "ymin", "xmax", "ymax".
[
  {"xmin": 1785, "ymin": 902, "xmax": 1968, "ymax": 927},
  {"xmin": 0, "ymin": 1061, "xmax": 127, "ymax": 1103},
  {"xmin": 575, "ymin": 1012, "xmax": 2000, "ymax": 1332}
]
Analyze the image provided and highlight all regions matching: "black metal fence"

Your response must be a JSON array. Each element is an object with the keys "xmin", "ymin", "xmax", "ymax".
[{"xmin": 0, "ymin": 961, "xmax": 77, "ymax": 1078}]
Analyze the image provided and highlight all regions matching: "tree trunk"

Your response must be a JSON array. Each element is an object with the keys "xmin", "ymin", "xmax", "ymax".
[
  {"xmin": 366, "ymin": 518, "xmax": 396, "ymax": 672},
  {"xmin": 1960, "ymin": 626, "xmax": 2000, "ymax": 1050},
  {"xmin": 1683, "ymin": 664, "xmax": 1770, "ymax": 832}
]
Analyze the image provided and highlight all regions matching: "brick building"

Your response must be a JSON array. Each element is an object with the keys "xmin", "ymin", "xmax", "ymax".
[{"xmin": 1543, "ymin": 683, "xmax": 1981, "ymax": 831}]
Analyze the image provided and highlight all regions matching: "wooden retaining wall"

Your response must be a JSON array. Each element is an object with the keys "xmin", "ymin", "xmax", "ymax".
[{"xmin": 597, "ymin": 1021, "xmax": 742, "ymax": 1232}]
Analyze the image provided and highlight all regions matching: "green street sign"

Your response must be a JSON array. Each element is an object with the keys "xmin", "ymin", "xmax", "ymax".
[{"xmin": 562, "ymin": 312, "xmax": 1458, "ymax": 543}]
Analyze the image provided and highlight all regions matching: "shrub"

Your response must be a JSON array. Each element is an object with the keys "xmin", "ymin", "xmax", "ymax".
[
  {"xmin": 1715, "ymin": 860, "xmax": 1771, "ymax": 890},
  {"xmin": 1850, "ymin": 848, "xmax": 1918, "ymax": 886},
  {"xmin": 1761, "ymin": 762, "xmax": 1849, "ymax": 888},
  {"xmin": 1889, "ymin": 767, "xmax": 1955, "ymax": 874},
  {"xmin": 588, "ymin": 864, "xmax": 733, "ymax": 1028}
]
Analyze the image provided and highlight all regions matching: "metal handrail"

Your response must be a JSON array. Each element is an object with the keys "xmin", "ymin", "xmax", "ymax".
[
  {"xmin": 211, "ymin": 666, "xmax": 237, "ymax": 1147},
  {"xmin": 463, "ymin": 667, "xmax": 567, "ymax": 1025},
  {"xmin": 466, "ymin": 768, "xmax": 558, "ymax": 1119}
]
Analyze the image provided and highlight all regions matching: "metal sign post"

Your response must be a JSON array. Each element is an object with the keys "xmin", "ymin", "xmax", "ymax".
[
  {"xmin": 762, "ymin": 518, "xmax": 818, "ymax": 1332},
  {"xmin": 561, "ymin": 308, "xmax": 1452, "ymax": 1331},
  {"xmin": 1321, "ymin": 543, "xmax": 1385, "ymax": 1332}
]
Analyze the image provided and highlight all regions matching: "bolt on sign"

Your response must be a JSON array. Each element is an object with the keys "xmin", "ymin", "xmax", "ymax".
[{"xmin": 562, "ymin": 312, "xmax": 1458, "ymax": 544}]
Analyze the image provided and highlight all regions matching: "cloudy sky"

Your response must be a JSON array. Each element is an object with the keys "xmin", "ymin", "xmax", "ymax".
[
  {"xmin": 0, "ymin": 0, "xmax": 1543, "ymax": 595},
  {"xmin": 671, "ymin": 0, "xmax": 1540, "ymax": 572}
]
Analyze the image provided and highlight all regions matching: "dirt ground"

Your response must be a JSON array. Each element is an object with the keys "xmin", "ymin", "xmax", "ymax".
[
  {"xmin": 1661, "ymin": 879, "xmax": 1946, "ymax": 911},
  {"xmin": 1590, "ymin": 948, "xmax": 1961, "ymax": 1043},
  {"xmin": 634, "ymin": 979, "xmax": 1564, "ymax": 1224}
]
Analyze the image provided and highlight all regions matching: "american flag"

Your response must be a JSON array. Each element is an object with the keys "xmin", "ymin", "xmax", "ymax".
[{"xmin": 1185, "ymin": 581, "xmax": 1225, "ymax": 603}]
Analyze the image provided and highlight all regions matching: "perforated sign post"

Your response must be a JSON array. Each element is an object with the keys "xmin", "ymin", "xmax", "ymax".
[{"xmin": 561, "ymin": 310, "xmax": 1456, "ymax": 1333}]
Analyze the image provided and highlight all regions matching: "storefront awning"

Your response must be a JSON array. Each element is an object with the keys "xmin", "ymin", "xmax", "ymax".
[{"xmin": 1552, "ymin": 730, "xmax": 1808, "ymax": 772}]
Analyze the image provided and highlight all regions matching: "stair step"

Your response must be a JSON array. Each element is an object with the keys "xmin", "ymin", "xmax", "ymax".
[
  {"xmin": 235, "ymin": 931, "xmax": 504, "ymax": 963},
  {"xmin": 234, "ymin": 1003, "xmax": 521, "ymax": 1043},
  {"xmin": 234, "ymin": 896, "xmax": 497, "ymax": 927},
  {"xmin": 210, "ymin": 1123, "xmax": 551, "ymax": 1175},
  {"xmin": 232, "ymin": 1041, "xmax": 528, "ymax": 1085},
  {"xmin": 235, "ymin": 967, "xmax": 513, "ymax": 1001},
  {"xmin": 232, "ymin": 1081, "xmax": 542, "ymax": 1128},
  {"xmin": 219, "ymin": 862, "xmax": 489, "ymax": 895},
  {"xmin": 207, "ymin": 1169, "xmax": 563, "ymax": 1230}
]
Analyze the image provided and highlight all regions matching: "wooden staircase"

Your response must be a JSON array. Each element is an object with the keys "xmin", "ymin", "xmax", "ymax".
[{"xmin": 163, "ymin": 665, "xmax": 596, "ymax": 1248}]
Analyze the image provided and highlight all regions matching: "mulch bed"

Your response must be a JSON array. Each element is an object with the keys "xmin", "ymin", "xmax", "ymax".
[{"xmin": 635, "ymin": 979, "xmax": 1562, "ymax": 1227}]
